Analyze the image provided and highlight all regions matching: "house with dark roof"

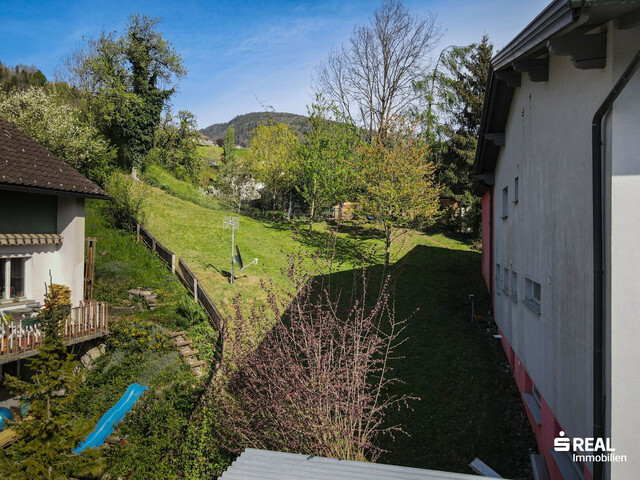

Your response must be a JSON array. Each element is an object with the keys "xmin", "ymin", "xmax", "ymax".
[
  {"xmin": 474, "ymin": 2, "xmax": 640, "ymax": 480},
  {"xmin": 0, "ymin": 118, "xmax": 110, "ymax": 363}
]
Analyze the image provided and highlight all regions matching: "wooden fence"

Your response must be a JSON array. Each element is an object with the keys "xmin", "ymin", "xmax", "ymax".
[
  {"xmin": 0, "ymin": 301, "xmax": 108, "ymax": 365},
  {"xmin": 137, "ymin": 224, "xmax": 225, "ymax": 359}
]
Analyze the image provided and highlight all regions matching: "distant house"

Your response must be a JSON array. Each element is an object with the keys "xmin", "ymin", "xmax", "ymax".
[
  {"xmin": 475, "ymin": 2, "xmax": 640, "ymax": 480},
  {"xmin": 0, "ymin": 118, "xmax": 110, "ymax": 363},
  {"xmin": 198, "ymin": 135, "xmax": 214, "ymax": 146}
]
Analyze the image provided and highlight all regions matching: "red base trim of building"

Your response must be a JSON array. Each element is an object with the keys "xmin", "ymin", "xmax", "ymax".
[{"xmin": 498, "ymin": 329, "xmax": 592, "ymax": 480}]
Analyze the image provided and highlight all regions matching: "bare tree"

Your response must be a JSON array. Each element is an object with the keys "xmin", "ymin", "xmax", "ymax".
[
  {"xmin": 203, "ymin": 248, "xmax": 415, "ymax": 462},
  {"xmin": 315, "ymin": 0, "xmax": 442, "ymax": 137}
]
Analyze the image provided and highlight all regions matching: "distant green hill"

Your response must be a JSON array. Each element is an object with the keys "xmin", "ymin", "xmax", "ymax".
[
  {"xmin": 199, "ymin": 112, "xmax": 309, "ymax": 147},
  {"xmin": 0, "ymin": 61, "xmax": 47, "ymax": 91}
]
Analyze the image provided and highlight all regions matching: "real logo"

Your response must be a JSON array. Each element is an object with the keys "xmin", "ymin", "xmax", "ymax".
[{"xmin": 554, "ymin": 431, "xmax": 571, "ymax": 452}]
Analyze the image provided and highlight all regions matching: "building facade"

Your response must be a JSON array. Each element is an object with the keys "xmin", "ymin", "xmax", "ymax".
[
  {"xmin": 475, "ymin": 2, "xmax": 640, "ymax": 480},
  {"xmin": 0, "ymin": 118, "xmax": 109, "ymax": 311}
]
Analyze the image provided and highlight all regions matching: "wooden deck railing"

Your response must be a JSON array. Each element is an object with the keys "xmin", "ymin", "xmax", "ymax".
[{"xmin": 0, "ymin": 301, "xmax": 108, "ymax": 365}]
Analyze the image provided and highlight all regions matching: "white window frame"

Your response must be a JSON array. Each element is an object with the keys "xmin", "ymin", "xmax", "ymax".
[
  {"xmin": 0, "ymin": 255, "xmax": 30, "ymax": 302},
  {"xmin": 524, "ymin": 277, "xmax": 541, "ymax": 314}
]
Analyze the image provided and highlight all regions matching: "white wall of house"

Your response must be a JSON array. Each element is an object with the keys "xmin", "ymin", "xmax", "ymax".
[
  {"xmin": 606, "ymin": 21, "xmax": 640, "ymax": 480},
  {"xmin": 493, "ymin": 19, "xmax": 640, "ymax": 477},
  {"xmin": 0, "ymin": 195, "xmax": 85, "ymax": 307}
]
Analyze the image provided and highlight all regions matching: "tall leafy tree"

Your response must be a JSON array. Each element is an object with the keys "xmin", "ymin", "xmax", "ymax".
[
  {"xmin": 416, "ymin": 36, "xmax": 493, "ymax": 236},
  {"xmin": 245, "ymin": 122, "xmax": 299, "ymax": 211},
  {"xmin": 0, "ymin": 286, "xmax": 98, "ymax": 479},
  {"xmin": 216, "ymin": 152, "xmax": 258, "ymax": 213},
  {"xmin": 223, "ymin": 124, "xmax": 236, "ymax": 164},
  {"xmin": 148, "ymin": 109, "xmax": 204, "ymax": 183},
  {"xmin": 296, "ymin": 99, "xmax": 360, "ymax": 233},
  {"xmin": 69, "ymin": 14, "xmax": 185, "ymax": 171},
  {"xmin": 356, "ymin": 118, "xmax": 441, "ymax": 267}
]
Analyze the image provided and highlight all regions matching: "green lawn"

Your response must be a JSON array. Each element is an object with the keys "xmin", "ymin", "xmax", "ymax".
[
  {"xmin": 139, "ymin": 174, "xmax": 536, "ymax": 478},
  {"xmin": 141, "ymin": 186, "xmax": 411, "ymax": 313},
  {"xmin": 197, "ymin": 145, "xmax": 223, "ymax": 163},
  {"xmin": 376, "ymin": 243, "xmax": 535, "ymax": 478}
]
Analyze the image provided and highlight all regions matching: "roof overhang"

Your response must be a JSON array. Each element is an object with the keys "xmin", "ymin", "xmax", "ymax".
[
  {"xmin": 0, "ymin": 183, "xmax": 111, "ymax": 200},
  {"xmin": 474, "ymin": 0, "xmax": 640, "ymax": 184}
]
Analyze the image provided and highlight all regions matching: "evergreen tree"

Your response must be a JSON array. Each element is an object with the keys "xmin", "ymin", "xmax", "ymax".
[
  {"xmin": 0, "ymin": 285, "xmax": 98, "ymax": 479},
  {"xmin": 223, "ymin": 124, "xmax": 236, "ymax": 164},
  {"xmin": 416, "ymin": 35, "xmax": 493, "ymax": 237}
]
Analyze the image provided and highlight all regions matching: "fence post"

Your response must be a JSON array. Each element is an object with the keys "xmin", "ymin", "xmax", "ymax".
[
  {"xmin": 171, "ymin": 254, "xmax": 176, "ymax": 275},
  {"xmin": 193, "ymin": 277, "xmax": 198, "ymax": 301},
  {"xmin": 152, "ymin": 238, "xmax": 156, "ymax": 253},
  {"xmin": 136, "ymin": 223, "xmax": 140, "ymax": 243}
]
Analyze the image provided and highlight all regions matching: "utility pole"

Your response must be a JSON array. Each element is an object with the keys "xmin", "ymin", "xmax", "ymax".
[{"xmin": 223, "ymin": 216, "xmax": 239, "ymax": 284}]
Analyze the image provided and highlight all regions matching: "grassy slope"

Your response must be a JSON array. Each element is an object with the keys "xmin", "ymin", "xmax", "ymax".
[
  {"xmin": 141, "ymin": 175, "xmax": 535, "ymax": 477},
  {"xmin": 74, "ymin": 203, "xmax": 211, "ymax": 478},
  {"xmin": 142, "ymin": 186, "xmax": 405, "ymax": 312}
]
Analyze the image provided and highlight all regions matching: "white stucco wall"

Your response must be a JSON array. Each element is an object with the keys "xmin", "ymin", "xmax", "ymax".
[
  {"xmin": 0, "ymin": 194, "xmax": 85, "ymax": 307},
  {"xmin": 492, "ymin": 19, "xmax": 640, "ymax": 476},
  {"xmin": 606, "ymin": 21, "xmax": 640, "ymax": 480}
]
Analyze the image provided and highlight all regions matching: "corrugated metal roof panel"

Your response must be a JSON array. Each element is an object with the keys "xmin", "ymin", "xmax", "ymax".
[{"xmin": 219, "ymin": 449, "xmax": 504, "ymax": 480}]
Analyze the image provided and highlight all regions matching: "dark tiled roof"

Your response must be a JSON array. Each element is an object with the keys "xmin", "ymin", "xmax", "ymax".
[{"xmin": 0, "ymin": 118, "xmax": 109, "ymax": 198}]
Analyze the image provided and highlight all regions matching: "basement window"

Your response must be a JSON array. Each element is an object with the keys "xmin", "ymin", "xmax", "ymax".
[
  {"xmin": 502, "ymin": 267, "xmax": 509, "ymax": 295},
  {"xmin": 523, "ymin": 389, "xmax": 542, "ymax": 425},
  {"xmin": 502, "ymin": 186, "xmax": 509, "ymax": 218},
  {"xmin": 524, "ymin": 278, "xmax": 541, "ymax": 314}
]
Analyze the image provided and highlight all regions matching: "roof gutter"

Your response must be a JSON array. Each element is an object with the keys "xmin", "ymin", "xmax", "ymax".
[
  {"xmin": 491, "ymin": 0, "xmax": 580, "ymax": 71},
  {"xmin": 0, "ymin": 183, "xmax": 111, "ymax": 200},
  {"xmin": 591, "ymin": 45, "xmax": 640, "ymax": 480}
]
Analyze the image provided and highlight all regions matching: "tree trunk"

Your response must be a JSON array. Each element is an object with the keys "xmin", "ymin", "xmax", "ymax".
[
  {"xmin": 308, "ymin": 178, "xmax": 317, "ymax": 233},
  {"xmin": 384, "ymin": 226, "xmax": 392, "ymax": 268},
  {"xmin": 308, "ymin": 199, "xmax": 315, "ymax": 234},
  {"xmin": 287, "ymin": 191, "xmax": 293, "ymax": 220}
]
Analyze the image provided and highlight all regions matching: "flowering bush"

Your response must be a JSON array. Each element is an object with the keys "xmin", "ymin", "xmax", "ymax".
[
  {"xmin": 0, "ymin": 86, "xmax": 115, "ymax": 184},
  {"xmin": 108, "ymin": 316, "xmax": 171, "ymax": 353}
]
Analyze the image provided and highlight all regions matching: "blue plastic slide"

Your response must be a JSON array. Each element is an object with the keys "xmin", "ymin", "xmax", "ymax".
[{"xmin": 75, "ymin": 383, "xmax": 148, "ymax": 453}]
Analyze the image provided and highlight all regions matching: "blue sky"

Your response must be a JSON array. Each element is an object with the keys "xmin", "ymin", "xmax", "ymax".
[{"xmin": 1, "ymin": 0, "xmax": 549, "ymax": 128}]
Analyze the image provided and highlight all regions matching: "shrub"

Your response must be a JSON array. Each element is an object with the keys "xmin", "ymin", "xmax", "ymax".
[
  {"xmin": 206, "ymin": 250, "xmax": 415, "ymax": 462},
  {"xmin": 177, "ymin": 294, "xmax": 207, "ymax": 326},
  {"xmin": 104, "ymin": 173, "xmax": 146, "ymax": 231}
]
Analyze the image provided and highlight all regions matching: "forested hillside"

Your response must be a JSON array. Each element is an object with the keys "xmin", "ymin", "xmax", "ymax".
[
  {"xmin": 0, "ymin": 61, "xmax": 47, "ymax": 91},
  {"xmin": 200, "ymin": 111, "xmax": 309, "ymax": 147}
]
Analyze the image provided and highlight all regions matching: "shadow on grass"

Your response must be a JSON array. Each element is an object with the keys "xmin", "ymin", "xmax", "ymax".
[
  {"xmin": 263, "ymin": 219, "xmax": 386, "ymax": 267},
  {"xmin": 302, "ymin": 243, "xmax": 535, "ymax": 478}
]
